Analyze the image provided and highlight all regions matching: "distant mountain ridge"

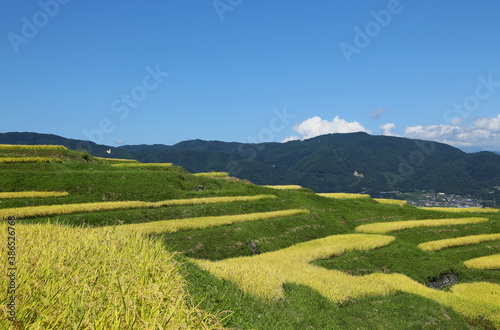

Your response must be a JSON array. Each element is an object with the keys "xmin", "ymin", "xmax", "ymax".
[{"xmin": 1, "ymin": 131, "xmax": 499, "ymax": 200}]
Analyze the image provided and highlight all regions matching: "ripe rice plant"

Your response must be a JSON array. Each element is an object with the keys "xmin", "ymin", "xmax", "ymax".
[
  {"xmin": 117, "ymin": 209, "xmax": 309, "ymax": 235},
  {"xmin": 450, "ymin": 282, "xmax": 500, "ymax": 309},
  {"xmin": 112, "ymin": 162, "xmax": 173, "ymax": 167},
  {"xmin": 194, "ymin": 234, "xmax": 397, "ymax": 302},
  {"xmin": 0, "ymin": 144, "xmax": 67, "ymax": 150},
  {"xmin": 418, "ymin": 233, "xmax": 500, "ymax": 251},
  {"xmin": 374, "ymin": 198, "xmax": 407, "ymax": 205},
  {"xmin": 0, "ymin": 157, "xmax": 63, "ymax": 164},
  {"xmin": 195, "ymin": 233, "xmax": 500, "ymax": 327},
  {"xmin": 0, "ymin": 191, "xmax": 69, "ymax": 199},
  {"xmin": 317, "ymin": 193, "xmax": 371, "ymax": 199},
  {"xmin": 151, "ymin": 195, "xmax": 277, "ymax": 208},
  {"xmin": 94, "ymin": 156, "xmax": 137, "ymax": 162},
  {"xmin": 418, "ymin": 207, "xmax": 500, "ymax": 213},
  {"xmin": 0, "ymin": 222, "xmax": 222, "ymax": 328},
  {"xmin": 0, "ymin": 194, "xmax": 277, "ymax": 220},
  {"xmin": 194, "ymin": 172, "xmax": 229, "ymax": 178},
  {"xmin": 0, "ymin": 201, "xmax": 146, "ymax": 220},
  {"xmin": 464, "ymin": 254, "xmax": 500, "ymax": 270},
  {"xmin": 262, "ymin": 185, "xmax": 302, "ymax": 190},
  {"xmin": 355, "ymin": 217, "xmax": 488, "ymax": 234}
]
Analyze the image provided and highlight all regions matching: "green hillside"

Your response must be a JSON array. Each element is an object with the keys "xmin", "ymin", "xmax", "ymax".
[
  {"xmin": 2, "ymin": 132, "xmax": 500, "ymax": 203},
  {"xmin": 1, "ymin": 144, "xmax": 500, "ymax": 329}
]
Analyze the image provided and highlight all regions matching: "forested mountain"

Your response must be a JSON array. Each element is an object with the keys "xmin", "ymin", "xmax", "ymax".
[{"xmin": 2, "ymin": 131, "xmax": 499, "ymax": 199}]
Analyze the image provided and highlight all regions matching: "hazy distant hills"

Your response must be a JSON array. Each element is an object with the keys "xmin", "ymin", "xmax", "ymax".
[{"xmin": 1, "ymin": 131, "xmax": 500, "ymax": 199}]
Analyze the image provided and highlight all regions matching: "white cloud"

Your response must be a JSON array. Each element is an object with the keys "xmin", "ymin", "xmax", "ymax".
[
  {"xmin": 282, "ymin": 113, "xmax": 500, "ymax": 151},
  {"xmin": 403, "ymin": 114, "xmax": 500, "ymax": 150},
  {"xmin": 474, "ymin": 113, "xmax": 500, "ymax": 132},
  {"xmin": 282, "ymin": 116, "xmax": 371, "ymax": 142},
  {"xmin": 370, "ymin": 107, "xmax": 387, "ymax": 119},
  {"xmin": 380, "ymin": 123, "xmax": 398, "ymax": 136},
  {"xmin": 403, "ymin": 125, "xmax": 458, "ymax": 140}
]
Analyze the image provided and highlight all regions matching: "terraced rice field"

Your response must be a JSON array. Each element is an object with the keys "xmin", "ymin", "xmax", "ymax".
[
  {"xmin": 0, "ymin": 191, "xmax": 69, "ymax": 199},
  {"xmin": 194, "ymin": 234, "xmax": 500, "ymax": 326},
  {"xmin": 0, "ymin": 144, "xmax": 67, "ymax": 151},
  {"xmin": 374, "ymin": 198, "xmax": 407, "ymax": 205},
  {"xmin": 187, "ymin": 204, "xmax": 500, "ymax": 327},
  {"xmin": 418, "ymin": 233, "xmax": 500, "ymax": 251},
  {"xmin": 355, "ymin": 217, "xmax": 488, "ymax": 234},
  {"xmin": 111, "ymin": 162, "xmax": 173, "ymax": 167},
  {"xmin": 195, "ymin": 234, "xmax": 397, "ymax": 302},
  {"xmin": 194, "ymin": 172, "xmax": 229, "ymax": 178},
  {"xmin": 0, "ymin": 157, "xmax": 63, "ymax": 164},
  {"xmin": 0, "ymin": 194, "xmax": 277, "ymax": 220},
  {"xmin": 117, "ymin": 209, "xmax": 310, "ymax": 235},
  {"xmin": 318, "ymin": 193, "xmax": 371, "ymax": 199},
  {"xmin": 2, "ymin": 148, "xmax": 499, "ymax": 328},
  {"xmin": 263, "ymin": 185, "xmax": 303, "ymax": 190},
  {"xmin": 464, "ymin": 254, "xmax": 500, "ymax": 270},
  {"xmin": 0, "ymin": 221, "xmax": 222, "ymax": 329},
  {"xmin": 94, "ymin": 156, "xmax": 138, "ymax": 162}
]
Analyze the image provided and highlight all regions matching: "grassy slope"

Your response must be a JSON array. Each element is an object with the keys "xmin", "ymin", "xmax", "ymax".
[{"xmin": 1, "ymin": 147, "xmax": 499, "ymax": 328}]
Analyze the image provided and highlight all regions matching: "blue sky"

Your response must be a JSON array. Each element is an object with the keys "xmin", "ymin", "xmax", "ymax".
[{"xmin": 2, "ymin": 1, "xmax": 500, "ymax": 151}]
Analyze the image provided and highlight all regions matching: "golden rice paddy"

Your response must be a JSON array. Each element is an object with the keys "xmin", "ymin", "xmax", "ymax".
[
  {"xmin": 263, "ymin": 185, "xmax": 303, "ymax": 190},
  {"xmin": 464, "ymin": 254, "xmax": 500, "ymax": 270},
  {"xmin": 94, "ymin": 156, "xmax": 138, "ymax": 162},
  {"xmin": 194, "ymin": 234, "xmax": 396, "ymax": 302},
  {"xmin": 0, "ymin": 157, "xmax": 63, "ymax": 164},
  {"xmin": 374, "ymin": 198, "xmax": 407, "ymax": 205},
  {"xmin": 0, "ymin": 194, "xmax": 278, "ymax": 220},
  {"xmin": 117, "ymin": 209, "xmax": 309, "ymax": 235},
  {"xmin": 355, "ymin": 217, "xmax": 488, "ymax": 234},
  {"xmin": 195, "ymin": 233, "xmax": 500, "ymax": 327},
  {"xmin": 111, "ymin": 162, "xmax": 173, "ymax": 167},
  {"xmin": 0, "ymin": 144, "xmax": 68, "ymax": 150},
  {"xmin": 0, "ymin": 191, "xmax": 69, "ymax": 199},
  {"xmin": 317, "ymin": 193, "xmax": 371, "ymax": 199},
  {"xmin": 418, "ymin": 233, "xmax": 500, "ymax": 251},
  {"xmin": 194, "ymin": 172, "xmax": 229, "ymax": 178},
  {"xmin": 0, "ymin": 222, "xmax": 222, "ymax": 329}
]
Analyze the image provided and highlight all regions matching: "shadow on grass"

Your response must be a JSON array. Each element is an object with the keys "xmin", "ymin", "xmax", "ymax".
[{"xmin": 178, "ymin": 256, "xmax": 475, "ymax": 329}]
